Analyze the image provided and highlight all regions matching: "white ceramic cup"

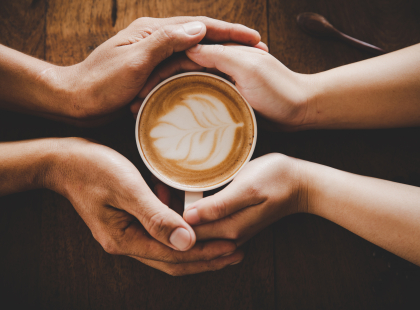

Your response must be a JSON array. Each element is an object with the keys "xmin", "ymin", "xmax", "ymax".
[{"xmin": 135, "ymin": 72, "xmax": 257, "ymax": 209}]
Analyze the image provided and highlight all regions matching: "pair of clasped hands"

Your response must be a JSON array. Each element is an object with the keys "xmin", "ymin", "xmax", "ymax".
[
  {"xmin": 1, "ymin": 17, "xmax": 294, "ymax": 276},
  {"xmin": 2, "ymin": 16, "xmax": 420, "ymax": 275}
]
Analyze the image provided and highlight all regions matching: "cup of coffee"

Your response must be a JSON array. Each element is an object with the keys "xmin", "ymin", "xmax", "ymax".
[{"xmin": 135, "ymin": 72, "xmax": 257, "ymax": 209}]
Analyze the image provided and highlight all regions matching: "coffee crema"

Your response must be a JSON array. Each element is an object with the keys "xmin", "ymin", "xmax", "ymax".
[{"xmin": 138, "ymin": 74, "xmax": 255, "ymax": 189}]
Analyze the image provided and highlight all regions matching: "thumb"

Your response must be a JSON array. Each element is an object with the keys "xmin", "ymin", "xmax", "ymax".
[
  {"xmin": 183, "ymin": 181, "xmax": 263, "ymax": 225},
  {"xmin": 130, "ymin": 197, "xmax": 196, "ymax": 251},
  {"xmin": 141, "ymin": 21, "xmax": 206, "ymax": 69}
]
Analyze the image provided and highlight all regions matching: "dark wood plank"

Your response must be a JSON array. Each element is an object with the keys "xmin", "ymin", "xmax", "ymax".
[
  {"xmin": 0, "ymin": 1, "xmax": 47, "ymax": 309},
  {"xmin": 46, "ymin": 0, "xmax": 117, "ymax": 65},
  {"xmin": 38, "ymin": 1, "xmax": 271, "ymax": 310},
  {"xmin": 0, "ymin": 0, "xmax": 46, "ymax": 58},
  {"xmin": 269, "ymin": 0, "xmax": 420, "ymax": 309}
]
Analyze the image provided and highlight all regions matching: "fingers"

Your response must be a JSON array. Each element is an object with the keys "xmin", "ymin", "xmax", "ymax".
[
  {"xmin": 195, "ymin": 17, "xmax": 260, "ymax": 45},
  {"xmin": 92, "ymin": 206, "xmax": 241, "ymax": 263},
  {"xmin": 138, "ymin": 53, "xmax": 204, "ymax": 99},
  {"xmin": 191, "ymin": 207, "xmax": 270, "ymax": 244},
  {"xmin": 133, "ymin": 16, "xmax": 261, "ymax": 46},
  {"xmin": 141, "ymin": 22, "xmax": 207, "ymax": 70},
  {"xmin": 183, "ymin": 180, "xmax": 264, "ymax": 225},
  {"xmin": 119, "ymin": 223, "xmax": 239, "ymax": 263},
  {"xmin": 254, "ymin": 41, "xmax": 269, "ymax": 52},
  {"xmin": 136, "ymin": 43, "xmax": 267, "ymax": 109},
  {"xmin": 222, "ymin": 42, "xmax": 269, "ymax": 53},
  {"xmin": 120, "ymin": 182, "xmax": 197, "ymax": 251},
  {"xmin": 129, "ymin": 249, "xmax": 244, "ymax": 276},
  {"xmin": 186, "ymin": 44, "xmax": 266, "ymax": 81}
]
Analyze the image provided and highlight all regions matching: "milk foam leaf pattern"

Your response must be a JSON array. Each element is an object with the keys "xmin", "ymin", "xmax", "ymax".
[{"xmin": 150, "ymin": 94, "xmax": 243, "ymax": 170}]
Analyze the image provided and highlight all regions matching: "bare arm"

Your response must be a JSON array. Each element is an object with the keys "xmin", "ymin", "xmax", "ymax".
[
  {"xmin": 304, "ymin": 159, "xmax": 420, "ymax": 265},
  {"xmin": 184, "ymin": 43, "xmax": 420, "ymax": 131},
  {"xmin": 183, "ymin": 154, "xmax": 420, "ymax": 266},
  {"xmin": 0, "ymin": 139, "xmax": 54, "ymax": 196},
  {"xmin": 307, "ymin": 44, "xmax": 420, "ymax": 129},
  {"xmin": 0, "ymin": 17, "xmax": 261, "ymax": 126},
  {"xmin": 0, "ymin": 138, "xmax": 243, "ymax": 275}
]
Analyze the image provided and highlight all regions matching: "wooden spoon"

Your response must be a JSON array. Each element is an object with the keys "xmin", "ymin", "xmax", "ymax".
[{"xmin": 297, "ymin": 12, "xmax": 385, "ymax": 55}]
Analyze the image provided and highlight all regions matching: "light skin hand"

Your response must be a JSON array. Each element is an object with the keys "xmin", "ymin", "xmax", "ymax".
[
  {"xmin": 0, "ymin": 17, "xmax": 261, "ymax": 126},
  {"xmin": 184, "ymin": 43, "xmax": 420, "ymax": 131},
  {"xmin": 182, "ymin": 153, "xmax": 420, "ymax": 266},
  {"xmin": 129, "ymin": 42, "xmax": 275, "ymax": 119},
  {"xmin": 135, "ymin": 42, "xmax": 309, "ymax": 130},
  {"xmin": 0, "ymin": 138, "xmax": 243, "ymax": 275},
  {"xmin": 184, "ymin": 44, "xmax": 312, "ymax": 131},
  {"xmin": 183, "ymin": 154, "xmax": 302, "ymax": 245}
]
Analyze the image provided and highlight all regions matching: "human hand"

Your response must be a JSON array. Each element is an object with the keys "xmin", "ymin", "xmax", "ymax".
[
  {"xmin": 45, "ymin": 138, "xmax": 243, "ymax": 275},
  {"xmin": 182, "ymin": 154, "xmax": 305, "ymax": 245},
  {"xmin": 129, "ymin": 41, "xmax": 269, "ymax": 118},
  {"xmin": 131, "ymin": 43, "xmax": 313, "ymax": 130},
  {"xmin": 51, "ymin": 17, "xmax": 261, "ymax": 125},
  {"xmin": 184, "ymin": 44, "xmax": 317, "ymax": 131}
]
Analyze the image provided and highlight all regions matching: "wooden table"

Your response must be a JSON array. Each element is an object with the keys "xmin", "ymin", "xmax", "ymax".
[{"xmin": 1, "ymin": 0, "xmax": 420, "ymax": 309}]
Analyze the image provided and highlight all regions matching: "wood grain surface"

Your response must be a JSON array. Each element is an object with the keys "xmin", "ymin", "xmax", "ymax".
[{"xmin": 0, "ymin": 0, "xmax": 419, "ymax": 309}]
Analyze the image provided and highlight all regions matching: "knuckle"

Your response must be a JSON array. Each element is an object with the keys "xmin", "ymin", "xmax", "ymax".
[
  {"xmin": 150, "ymin": 27, "xmax": 175, "ymax": 59},
  {"xmin": 146, "ymin": 212, "xmax": 169, "ymax": 239},
  {"xmin": 226, "ymin": 229, "xmax": 241, "ymax": 240},
  {"xmin": 212, "ymin": 44, "xmax": 226, "ymax": 55},
  {"xmin": 159, "ymin": 26, "xmax": 175, "ymax": 42},
  {"xmin": 92, "ymin": 226, "xmax": 128, "ymax": 256},
  {"xmin": 132, "ymin": 17, "xmax": 152, "ymax": 27},
  {"xmin": 209, "ymin": 197, "xmax": 227, "ymax": 219},
  {"xmin": 100, "ymin": 237, "xmax": 121, "ymax": 255}
]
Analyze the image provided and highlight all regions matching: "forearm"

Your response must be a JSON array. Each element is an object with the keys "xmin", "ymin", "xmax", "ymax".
[
  {"xmin": 0, "ymin": 44, "xmax": 76, "ymax": 118},
  {"xmin": 0, "ymin": 139, "xmax": 58, "ymax": 196},
  {"xmin": 302, "ymin": 160, "xmax": 420, "ymax": 265},
  {"xmin": 304, "ymin": 43, "xmax": 420, "ymax": 129}
]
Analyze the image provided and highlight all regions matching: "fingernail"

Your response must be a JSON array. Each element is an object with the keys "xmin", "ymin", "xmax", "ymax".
[
  {"xmin": 184, "ymin": 208, "xmax": 200, "ymax": 225},
  {"xmin": 169, "ymin": 227, "xmax": 191, "ymax": 251},
  {"xmin": 221, "ymin": 251, "xmax": 234, "ymax": 257},
  {"xmin": 182, "ymin": 21, "xmax": 204, "ymax": 35},
  {"xmin": 230, "ymin": 260, "xmax": 242, "ymax": 266},
  {"xmin": 187, "ymin": 44, "xmax": 201, "ymax": 53}
]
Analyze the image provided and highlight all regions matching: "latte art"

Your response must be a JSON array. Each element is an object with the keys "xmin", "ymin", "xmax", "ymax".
[
  {"xmin": 150, "ymin": 94, "xmax": 243, "ymax": 170},
  {"xmin": 138, "ymin": 74, "xmax": 255, "ymax": 189}
]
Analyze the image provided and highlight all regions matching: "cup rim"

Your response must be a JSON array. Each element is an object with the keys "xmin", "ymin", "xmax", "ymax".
[{"xmin": 135, "ymin": 71, "xmax": 257, "ymax": 192}]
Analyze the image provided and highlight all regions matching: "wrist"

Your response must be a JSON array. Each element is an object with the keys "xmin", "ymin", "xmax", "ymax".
[
  {"xmin": 27, "ymin": 63, "xmax": 81, "ymax": 120},
  {"xmin": 39, "ymin": 65, "xmax": 83, "ymax": 119},
  {"xmin": 269, "ymin": 154, "xmax": 312, "ymax": 216},
  {"xmin": 300, "ymin": 70, "xmax": 340, "ymax": 131},
  {"xmin": 292, "ymin": 157, "xmax": 326, "ymax": 215},
  {"xmin": 0, "ymin": 139, "xmax": 62, "ymax": 195},
  {"xmin": 297, "ymin": 159, "xmax": 337, "ymax": 217},
  {"xmin": 290, "ymin": 72, "xmax": 323, "ymax": 131},
  {"xmin": 42, "ymin": 137, "xmax": 79, "ymax": 195},
  {"xmin": 269, "ymin": 69, "xmax": 321, "ymax": 131}
]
